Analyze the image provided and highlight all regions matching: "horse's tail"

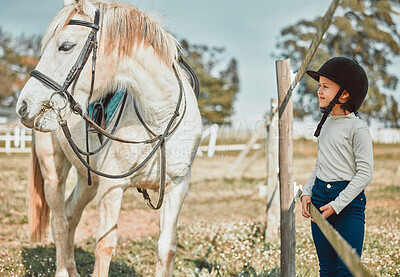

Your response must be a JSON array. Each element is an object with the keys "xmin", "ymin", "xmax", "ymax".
[{"xmin": 28, "ymin": 133, "xmax": 50, "ymax": 242}]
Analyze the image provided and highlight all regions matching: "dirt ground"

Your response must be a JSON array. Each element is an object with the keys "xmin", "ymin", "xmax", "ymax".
[
  {"xmin": 2, "ymin": 140, "xmax": 399, "ymax": 244},
  {"xmin": 0, "ymin": 151, "xmax": 269, "ymax": 244},
  {"xmin": 71, "ymin": 153, "xmax": 269, "ymax": 242}
]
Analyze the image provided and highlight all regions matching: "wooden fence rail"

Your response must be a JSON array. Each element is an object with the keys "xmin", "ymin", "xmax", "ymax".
[{"xmin": 308, "ymin": 200, "xmax": 373, "ymax": 277}]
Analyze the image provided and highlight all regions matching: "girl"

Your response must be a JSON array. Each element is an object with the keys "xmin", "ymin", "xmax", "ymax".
[{"xmin": 300, "ymin": 57, "xmax": 373, "ymax": 276}]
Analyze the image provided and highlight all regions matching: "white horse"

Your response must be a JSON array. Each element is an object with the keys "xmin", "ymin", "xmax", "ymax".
[{"xmin": 16, "ymin": 0, "xmax": 202, "ymax": 276}]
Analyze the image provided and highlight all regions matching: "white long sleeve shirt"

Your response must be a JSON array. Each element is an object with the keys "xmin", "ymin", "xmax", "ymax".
[{"xmin": 301, "ymin": 113, "xmax": 373, "ymax": 214}]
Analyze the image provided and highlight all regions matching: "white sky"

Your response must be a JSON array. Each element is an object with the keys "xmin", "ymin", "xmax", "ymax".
[{"xmin": 0, "ymin": 0, "xmax": 399, "ymax": 120}]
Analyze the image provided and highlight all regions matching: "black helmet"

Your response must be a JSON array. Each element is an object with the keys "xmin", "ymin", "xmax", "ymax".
[
  {"xmin": 306, "ymin": 57, "xmax": 368, "ymax": 111},
  {"xmin": 306, "ymin": 57, "xmax": 368, "ymax": 137}
]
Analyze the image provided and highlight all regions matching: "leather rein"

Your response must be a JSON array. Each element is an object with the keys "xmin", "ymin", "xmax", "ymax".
[{"xmin": 29, "ymin": 10, "xmax": 191, "ymax": 210}]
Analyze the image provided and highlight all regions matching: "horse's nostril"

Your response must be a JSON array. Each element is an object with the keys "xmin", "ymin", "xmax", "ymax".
[{"xmin": 18, "ymin": 100, "xmax": 28, "ymax": 118}]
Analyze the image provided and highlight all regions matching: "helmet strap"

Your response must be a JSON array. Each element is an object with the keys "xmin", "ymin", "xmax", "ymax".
[{"xmin": 314, "ymin": 87, "xmax": 345, "ymax": 137}]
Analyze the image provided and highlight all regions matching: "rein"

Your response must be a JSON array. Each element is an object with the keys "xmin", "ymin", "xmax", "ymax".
[{"xmin": 29, "ymin": 9, "xmax": 191, "ymax": 210}]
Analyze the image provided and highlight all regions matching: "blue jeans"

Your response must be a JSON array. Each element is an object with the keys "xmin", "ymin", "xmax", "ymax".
[{"xmin": 311, "ymin": 178, "xmax": 366, "ymax": 277}]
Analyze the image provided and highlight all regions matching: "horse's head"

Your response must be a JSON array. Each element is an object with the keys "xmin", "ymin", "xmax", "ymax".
[
  {"xmin": 17, "ymin": 0, "xmax": 180, "ymax": 132},
  {"xmin": 16, "ymin": 0, "xmax": 100, "ymax": 131}
]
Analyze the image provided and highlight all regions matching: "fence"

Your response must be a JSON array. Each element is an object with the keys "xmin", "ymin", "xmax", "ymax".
[
  {"xmin": 371, "ymin": 128, "xmax": 400, "ymax": 144},
  {"xmin": 2, "ymin": 121, "xmax": 400, "ymax": 154},
  {"xmin": 204, "ymin": 120, "xmax": 400, "ymax": 143},
  {"xmin": 0, "ymin": 123, "xmax": 32, "ymax": 153}
]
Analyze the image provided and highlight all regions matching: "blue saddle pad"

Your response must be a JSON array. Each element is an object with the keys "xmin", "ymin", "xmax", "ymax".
[{"xmin": 88, "ymin": 90, "xmax": 125, "ymax": 128}]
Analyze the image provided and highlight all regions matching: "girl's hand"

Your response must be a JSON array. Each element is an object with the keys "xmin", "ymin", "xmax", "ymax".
[
  {"xmin": 320, "ymin": 204, "xmax": 335, "ymax": 219},
  {"xmin": 301, "ymin": 195, "xmax": 311, "ymax": 218}
]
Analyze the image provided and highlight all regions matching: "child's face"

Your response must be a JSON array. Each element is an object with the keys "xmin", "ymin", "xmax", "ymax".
[{"xmin": 317, "ymin": 76, "xmax": 341, "ymax": 108}]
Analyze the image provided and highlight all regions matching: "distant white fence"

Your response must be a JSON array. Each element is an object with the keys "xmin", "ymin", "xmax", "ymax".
[
  {"xmin": 293, "ymin": 121, "xmax": 400, "ymax": 144},
  {"xmin": 198, "ymin": 122, "xmax": 265, "ymax": 157},
  {"xmin": 198, "ymin": 124, "xmax": 219, "ymax": 157},
  {"xmin": 370, "ymin": 128, "xmax": 400, "ymax": 144},
  {"xmin": 1, "ymin": 122, "xmax": 400, "ymax": 154},
  {"xmin": 0, "ymin": 123, "xmax": 32, "ymax": 153},
  {"xmin": 201, "ymin": 121, "xmax": 400, "ymax": 147}
]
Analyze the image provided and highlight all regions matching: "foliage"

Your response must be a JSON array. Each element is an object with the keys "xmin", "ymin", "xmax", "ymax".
[
  {"xmin": 180, "ymin": 39, "xmax": 240, "ymax": 124},
  {"xmin": 275, "ymin": 0, "xmax": 400, "ymax": 126},
  {"xmin": 0, "ymin": 28, "xmax": 40, "ymax": 101}
]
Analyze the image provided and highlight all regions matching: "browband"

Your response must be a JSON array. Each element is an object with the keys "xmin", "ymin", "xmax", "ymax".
[{"xmin": 69, "ymin": 10, "xmax": 100, "ymax": 30}]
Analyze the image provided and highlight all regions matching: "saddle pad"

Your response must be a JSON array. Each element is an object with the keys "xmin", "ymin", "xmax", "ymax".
[{"xmin": 88, "ymin": 90, "xmax": 126, "ymax": 129}]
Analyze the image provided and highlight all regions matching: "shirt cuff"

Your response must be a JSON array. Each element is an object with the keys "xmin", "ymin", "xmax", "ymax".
[{"xmin": 329, "ymin": 201, "xmax": 342, "ymax": 214}]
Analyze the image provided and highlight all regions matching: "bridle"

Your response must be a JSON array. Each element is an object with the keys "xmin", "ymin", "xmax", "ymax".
[
  {"xmin": 31, "ymin": 10, "xmax": 101, "ymax": 117},
  {"xmin": 29, "ymin": 9, "xmax": 189, "ymax": 210}
]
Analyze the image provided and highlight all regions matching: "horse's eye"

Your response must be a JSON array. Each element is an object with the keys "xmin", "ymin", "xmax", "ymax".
[{"xmin": 58, "ymin": 42, "xmax": 76, "ymax": 52}]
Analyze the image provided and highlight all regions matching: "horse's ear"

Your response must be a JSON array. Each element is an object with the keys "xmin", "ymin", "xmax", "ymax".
[
  {"xmin": 63, "ymin": 0, "xmax": 76, "ymax": 6},
  {"xmin": 63, "ymin": 0, "xmax": 96, "ymax": 17}
]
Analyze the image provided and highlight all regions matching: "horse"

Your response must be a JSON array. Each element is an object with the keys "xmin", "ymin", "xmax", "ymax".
[{"xmin": 16, "ymin": 0, "xmax": 202, "ymax": 276}]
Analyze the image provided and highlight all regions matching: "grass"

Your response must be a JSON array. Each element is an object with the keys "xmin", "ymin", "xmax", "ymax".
[{"xmin": 0, "ymin": 141, "xmax": 399, "ymax": 276}]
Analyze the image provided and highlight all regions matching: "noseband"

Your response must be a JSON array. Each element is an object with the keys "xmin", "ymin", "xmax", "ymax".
[{"xmin": 29, "ymin": 10, "xmax": 190, "ymax": 210}]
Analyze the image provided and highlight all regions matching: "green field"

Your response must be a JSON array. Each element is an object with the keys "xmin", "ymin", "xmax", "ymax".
[{"xmin": 0, "ymin": 140, "xmax": 399, "ymax": 276}]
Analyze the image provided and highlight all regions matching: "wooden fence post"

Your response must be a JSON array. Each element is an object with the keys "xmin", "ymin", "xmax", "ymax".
[
  {"xmin": 265, "ymin": 98, "xmax": 280, "ymax": 241},
  {"xmin": 276, "ymin": 59, "xmax": 295, "ymax": 276}
]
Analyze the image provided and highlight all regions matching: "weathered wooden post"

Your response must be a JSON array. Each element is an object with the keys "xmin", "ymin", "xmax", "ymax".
[
  {"xmin": 276, "ymin": 59, "xmax": 295, "ymax": 276},
  {"xmin": 265, "ymin": 98, "xmax": 279, "ymax": 241}
]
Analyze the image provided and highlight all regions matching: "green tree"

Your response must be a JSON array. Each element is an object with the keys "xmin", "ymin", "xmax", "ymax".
[
  {"xmin": 0, "ymin": 28, "xmax": 40, "ymax": 101},
  {"xmin": 275, "ymin": 0, "xmax": 400, "ymax": 127},
  {"xmin": 180, "ymin": 39, "xmax": 240, "ymax": 124},
  {"xmin": 0, "ymin": 29, "xmax": 18, "ymax": 99}
]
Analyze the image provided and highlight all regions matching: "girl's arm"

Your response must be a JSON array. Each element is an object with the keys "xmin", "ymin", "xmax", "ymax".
[
  {"xmin": 301, "ymin": 159, "xmax": 318, "ymax": 219},
  {"xmin": 301, "ymin": 159, "xmax": 318, "ymax": 200},
  {"xmin": 329, "ymin": 127, "xmax": 373, "ymax": 214}
]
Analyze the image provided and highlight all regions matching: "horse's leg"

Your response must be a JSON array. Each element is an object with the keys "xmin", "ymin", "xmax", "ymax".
[
  {"xmin": 35, "ymin": 132, "xmax": 71, "ymax": 277},
  {"xmin": 64, "ymin": 173, "xmax": 98, "ymax": 277},
  {"xmin": 92, "ymin": 185, "xmax": 124, "ymax": 277},
  {"xmin": 156, "ymin": 173, "xmax": 190, "ymax": 277}
]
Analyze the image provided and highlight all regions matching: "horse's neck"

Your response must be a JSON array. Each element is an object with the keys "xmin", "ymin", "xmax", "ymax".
[{"xmin": 115, "ymin": 47, "xmax": 180, "ymax": 128}]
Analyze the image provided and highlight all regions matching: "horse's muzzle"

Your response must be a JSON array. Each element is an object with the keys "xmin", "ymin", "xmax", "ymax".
[
  {"xmin": 17, "ymin": 100, "xmax": 35, "ymax": 129},
  {"xmin": 18, "ymin": 100, "xmax": 28, "ymax": 118}
]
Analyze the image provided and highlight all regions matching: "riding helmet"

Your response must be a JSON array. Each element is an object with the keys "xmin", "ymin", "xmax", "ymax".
[{"xmin": 306, "ymin": 57, "xmax": 368, "ymax": 112}]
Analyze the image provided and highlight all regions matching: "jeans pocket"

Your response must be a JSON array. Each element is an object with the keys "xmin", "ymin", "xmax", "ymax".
[{"xmin": 347, "ymin": 192, "xmax": 367, "ymax": 211}]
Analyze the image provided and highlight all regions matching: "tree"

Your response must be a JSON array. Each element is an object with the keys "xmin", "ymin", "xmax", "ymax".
[
  {"xmin": 275, "ymin": 0, "xmax": 400, "ymax": 127},
  {"xmin": 0, "ymin": 29, "xmax": 18, "ymax": 99},
  {"xmin": 0, "ymin": 28, "xmax": 40, "ymax": 101},
  {"xmin": 180, "ymin": 39, "xmax": 240, "ymax": 124}
]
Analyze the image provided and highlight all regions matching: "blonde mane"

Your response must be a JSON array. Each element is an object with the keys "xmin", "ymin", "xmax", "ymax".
[{"xmin": 42, "ymin": 0, "xmax": 179, "ymax": 66}]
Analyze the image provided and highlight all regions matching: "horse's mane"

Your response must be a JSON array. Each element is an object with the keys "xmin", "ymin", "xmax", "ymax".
[{"xmin": 42, "ymin": 0, "xmax": 179, "ymax": 66}]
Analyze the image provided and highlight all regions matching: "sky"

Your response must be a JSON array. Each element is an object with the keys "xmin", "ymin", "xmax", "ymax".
[{"xmin": 1, "ymin": 0, "xmax": 397, "ymax": 122}]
